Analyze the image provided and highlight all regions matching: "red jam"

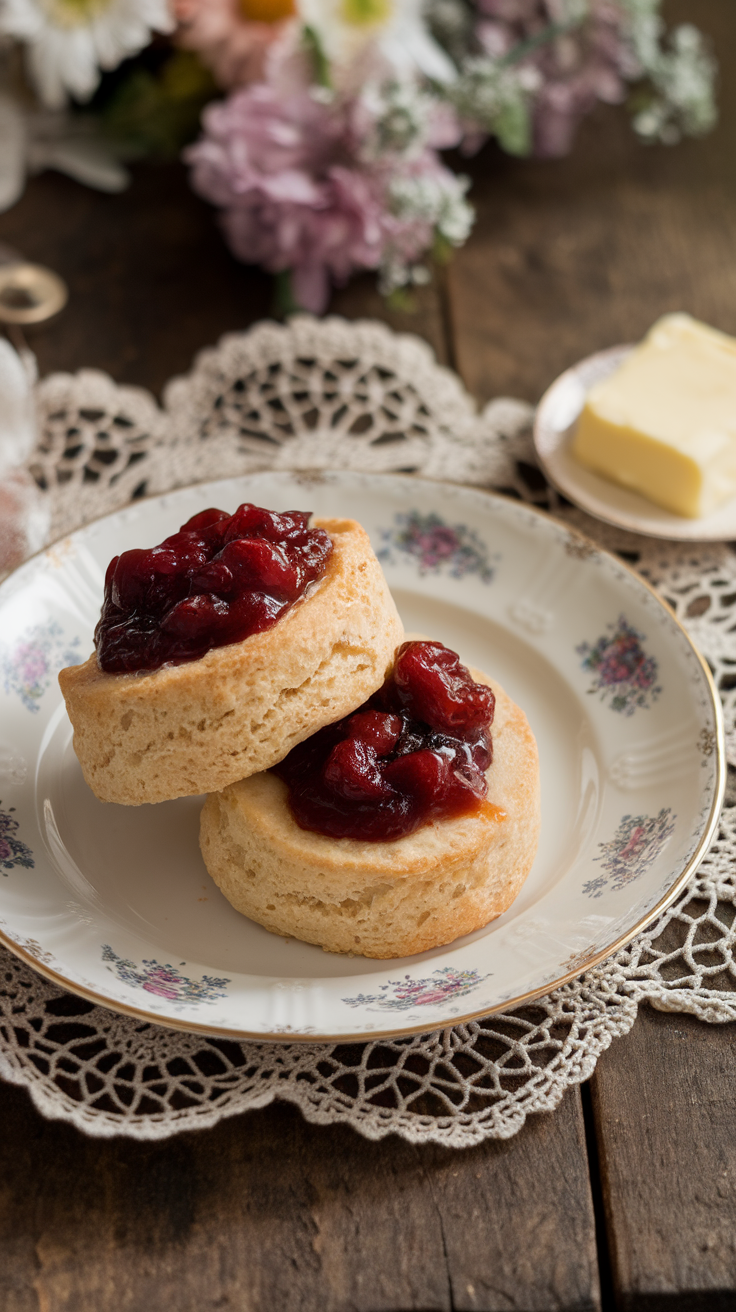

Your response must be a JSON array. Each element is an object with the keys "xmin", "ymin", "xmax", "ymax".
[
  {"xmin": 274, "ymin": 641, "xmax": 495, "ymax": 841},
  {"xmin": 95, "ymin": 503, "xmax": 333, "ymax": 673}
]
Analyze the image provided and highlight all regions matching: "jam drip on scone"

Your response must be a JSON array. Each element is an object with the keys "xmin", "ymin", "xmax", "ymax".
[
  {"xmin": 274, "ymin": 641, "xmax": 495, "ymax": 841},
  {"xmin": 96, "ymin": 504, "xmax": 333, "ymax": 673}
]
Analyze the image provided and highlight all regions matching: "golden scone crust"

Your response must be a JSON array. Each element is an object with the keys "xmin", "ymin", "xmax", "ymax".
[
  {"xmin": 199, "ymin": 669, "xmax": 540, "ymax": 959},
  {"xmin": 58, "ymin": 518, "xmax": 403, "ymax": 806}
]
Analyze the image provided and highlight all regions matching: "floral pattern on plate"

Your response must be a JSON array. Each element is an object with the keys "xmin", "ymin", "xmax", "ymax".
[
  {"xmin": 342, "ymin": 966, "xmax": 491, "ymax": 1011},
  {"xmin": 576, "ymin": 615, "xmax": 661, "ymax": 716},
  {"xmin": 378, "ymin": 511, "xmax": 497, "ymax": 582},
  {"xmin": 583, "ymin": 808, "xmax": 676, "ymax": 898},
  {"xmin": 0, "ymin": 810, "xmax": 34, "ymax": 873},
  {"xmin": 1, "ymin": 621, "xmax": 80, "ymax": 713},
  {"xmin": 0, "ymin": 471, "xmax": 721, "ymax": 1040},
  {"xmin": 3, "ymin": 931, "xmax": 54, "ymax": 966},
  {"xmin": 101, "ymin": 947, "xmax": 230, "ymax": 1004}
]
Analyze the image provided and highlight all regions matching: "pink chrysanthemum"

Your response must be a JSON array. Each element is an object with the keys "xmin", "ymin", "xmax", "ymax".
[{"xmin": 186, "ymin": 81, "xmax": 470, "ymax": 312}]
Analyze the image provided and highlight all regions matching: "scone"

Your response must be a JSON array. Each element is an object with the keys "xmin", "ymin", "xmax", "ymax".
[
  {"xmin": 59, "ymin": 511, "xmax": 403, "ymax": 805},
  {"xmin": 200, "ymin": 644, "xmax": 540, "ymax": 959}
]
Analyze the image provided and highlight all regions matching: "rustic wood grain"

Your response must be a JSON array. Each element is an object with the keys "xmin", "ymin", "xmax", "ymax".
[
  {"xmin": 330, "ymin": 271, "xmax": 450, "ymax": 368},
  {"xmin": 0, "ymin": 126, "xmax": 598, "ymax": 1312},
  {"xmin": 443, "ymin": 3, "xmax": 736, "ymax": 1306},
  {"xmin": 0, "ymin": 1080, "xmax": 600, "ymax": 1312},
  {"xmin": 418, "ymin": 1089, "xmax": 600, "ymax": 1312},
  {"xmin": 0, "ymin": 163, "xmax": 270, "ymax": 397},
  {"xmin": 446, "ymin": 0, "xmax": 736, "ymax": 405},
  {"xmin": 2, "ymin": 3, "xmax": 736, "ymax": 1307},
  {"xmin": 444, "ymin": 3, "xmax": 736, "ymax": 1305},
  {"xmin": 0, "ymin": 164, "xmax": 448, "ymax": 400},
  {"xmin": 590, "ymin": 1007, "xmax": 736, "ymax": 1311}
]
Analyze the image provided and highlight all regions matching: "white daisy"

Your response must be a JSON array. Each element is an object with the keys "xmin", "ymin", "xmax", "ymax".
[
  {"xmin": 0, "ymin": 0, "xmax": 175, "ymax": 109},
  {"xmin": 299, "ymin": 0, "xmax": 456, "ymax": 87}
]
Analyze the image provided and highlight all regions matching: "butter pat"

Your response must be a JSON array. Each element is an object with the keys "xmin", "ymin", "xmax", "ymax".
[{"xmin": 572, "ymin": 314, "xmax": 736, "ymax": 518}]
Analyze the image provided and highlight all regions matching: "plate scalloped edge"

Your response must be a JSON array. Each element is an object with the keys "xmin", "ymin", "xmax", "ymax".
[{"xmin": 0, "ymin": 470, "xmax": 725, "ymax": 1041}]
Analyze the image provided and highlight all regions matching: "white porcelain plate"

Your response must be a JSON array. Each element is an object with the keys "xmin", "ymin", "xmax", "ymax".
[
  {"xmin": 534, "ymin": 345, "xmax": 736, "ymax": 541},
  {"xmin": 0, "ymin": 472, "xmax": 724, "ymax": 1040}
]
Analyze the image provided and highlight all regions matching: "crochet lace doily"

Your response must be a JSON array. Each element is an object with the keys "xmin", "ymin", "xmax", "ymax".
[{"xmin": 3, "ymin": 315, "xmax": 735, "ymax": 1147}]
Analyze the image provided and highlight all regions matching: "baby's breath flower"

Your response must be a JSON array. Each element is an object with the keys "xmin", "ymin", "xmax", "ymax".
[
  {"xmin": 437, "ymin": 0, "xmax": 716, "ymax": 158},
  {"xmin": 627, "ymin": 17, "xmax": 717, "ymax": 144},
  {"xmin": 360, "ymin": 78, "xmax": 434, "ymax": 157},
  {"xmin": 389, "ymin": 167, "xmax": 473, "ymax": 243},
  {"xmin": 377, "ymin": 166, "xmax": 472, "ymax": 294},
  {"xmin": 447, "ymin": 56, "xmax": 540, "ymax": 155}
]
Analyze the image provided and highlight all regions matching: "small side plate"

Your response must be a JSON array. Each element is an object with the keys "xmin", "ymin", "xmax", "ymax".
[{"xmin": 534, "ymin": 345, "xmax": 736, "ymax": 541}]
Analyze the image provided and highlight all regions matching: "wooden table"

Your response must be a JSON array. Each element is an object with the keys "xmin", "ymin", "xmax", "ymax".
[{"xmin": 1, "ymin": 3, "xmax": 735, "ymax": 1306}]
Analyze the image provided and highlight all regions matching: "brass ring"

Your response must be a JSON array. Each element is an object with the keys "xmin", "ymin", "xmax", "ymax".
[{"xmin": 0, "ymin": 262, "xmax": 68, "ymax": 325}]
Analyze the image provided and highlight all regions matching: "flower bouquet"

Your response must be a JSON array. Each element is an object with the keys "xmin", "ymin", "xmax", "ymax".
[{"xmin": 0, "ymin": 0, "xmax": 718, "ymax": 311}]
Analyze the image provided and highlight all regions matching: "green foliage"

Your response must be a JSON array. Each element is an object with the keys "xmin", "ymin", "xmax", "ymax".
[
  {"xmin": 386, "ymin": 285, "xmax": 419, "ymax": 313},
  {"xmin": 431, "ymin": 231, "xmax": 454, "ymax": 265},
  {"xmin": 446, "ymin": 59, "xmax": 535, "ymax": 158},
  {"xmin": 100, "ymin": 50, "xmax": 217, "ymax": 159},
  {"xmin": 492, "ymin": 96, "xmax": 532, "ymax": 156},
  {"xmin": 302, "ymin": 25, "xmax": 333, "ymax": 90},
  {"xmin": 273, "ymin": 270, "xmax": 303, "ymax": 318}
]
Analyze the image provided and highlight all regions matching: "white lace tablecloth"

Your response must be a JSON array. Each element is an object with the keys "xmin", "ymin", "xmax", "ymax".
[{"xmin": 2, "ymin": 315, "xmax": 734, "ymax": 1146}]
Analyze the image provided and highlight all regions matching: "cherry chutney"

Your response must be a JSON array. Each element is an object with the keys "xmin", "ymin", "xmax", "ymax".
[
  {"xmin": 275, "ymin": 641, "xmax": 495, "ymax": 841},
  {"xmin": 95, "ymin": 503, "xmax": 333, "ymax": 673}
]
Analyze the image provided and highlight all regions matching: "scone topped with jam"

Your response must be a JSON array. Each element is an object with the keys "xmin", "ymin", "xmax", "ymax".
[
  {"xmin": 96, "ymin": 504, "xmax": 333, "ymax": 673},
  {"xmin": 59, "ymin": 501, "xmax": 403, "ymax": 806},
  {"xmin": 200, "ymin": 641, "xmax": 540, "ymax": 959},
  {"xmin": 274, "ymin": 640, "xmax": 496, "ymax": 841}
]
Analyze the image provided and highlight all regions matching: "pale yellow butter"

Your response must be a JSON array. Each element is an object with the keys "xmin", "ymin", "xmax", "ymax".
[{"xmin": 572, "ymin": 313, "xmax": 736, "ymax": 518}]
